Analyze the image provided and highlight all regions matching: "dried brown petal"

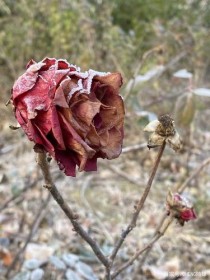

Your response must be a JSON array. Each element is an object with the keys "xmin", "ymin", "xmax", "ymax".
[
  {"xmin": 147, "ymin": 132, "xmax": 165, "ymax": 149},
  {"xmin": 166, "ymin": 132, "xmax": 182, "ymax": 152}
]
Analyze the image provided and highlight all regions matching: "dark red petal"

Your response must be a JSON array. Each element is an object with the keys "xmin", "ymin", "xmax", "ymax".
[
  {"xmin": 16, "ymin": 67, "xmax": 57, "ymax": 116},
  {"xmin": 55, "ymin": 149, "xmax": 77, "ymax": 177},
  {"xmin": 41, "ymin": 58, "xmax": 57, "ymax": 70},
  {"xmin": 53, "ymin": 81, "xmax": 69, "ymax": 108},
  {"xmin": 13, "ymin": 70, "xmax": 38, "ymax": 101},
  {"xmin": 15, "ymin": 109, "xmax": 33, "ymax": 141},
  {"xmin": 33, "ymin": 109, "xmax": 52, "ymax": 135},
  {"xmin": 51, "ymin": 106, "xmax": 65, "ymax": 149},
  {"xmin": 57, "ymin": 59, "xmax": 71, "ymax": 69},
  {"xmin": 32, "ymin": 123, "xmax": 55, "ymax": 156},
  {"xmin": 180, "ymin": 208, "xmax": 197, "ymax": 221},
  {"xmin": 84, "ymin": 156, "xmax": 97, "ymax": 172}
]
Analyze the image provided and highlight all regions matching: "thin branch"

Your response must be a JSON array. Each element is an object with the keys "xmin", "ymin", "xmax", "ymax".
[
  {"xmin": 80, "ymin": 175, "xmax": 114, "ymax": 244},
  {"xmin": 0, "ymin": 178, "xmax": 41, "ymax": 212},
  {"xmin": 111, "ymin": 215, "xmax": 173, "ymax": 279},
  {"xmin": 122, "ymin": 143, "xmax": 147, "ymax": 154},
  {"xmin": 177, "ymin": 156, "xmax": 210, "ymax": 193},
  {"xmin": 5, "ymin": 193, "xmax": 51, "ymax": 278},
  {"xmin": 100, "ymin": 162, "xmax": 143, "ymax": 186},
  {"xmin": 139, "ymin": 155, "xmax": 210, "ymax": 266},
  {"xmin": 110, "ymin": 141, "xmax": 166, "ymax": 263},
  {"xmin": 124, "ymin": 46, "xmax": 163, "ymax": 101},
  {"xmin": 36, "ymin": 152, "xmax": 110, "ymax": 270}
]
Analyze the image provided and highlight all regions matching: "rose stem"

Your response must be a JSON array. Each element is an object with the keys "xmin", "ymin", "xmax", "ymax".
[
  {"xmin": 36, "ymin": 152, "xmax": 110, "ymax": 269},
  {"xmin": 109, "ymin": 141, "xmax": 166, "ymax": 264},
  {"xmin": 139, "ymin": 156, "xmax": 210, "ymax": 267},
  {"xmin": 111, "ymin": 214, "xmax": 173, "ymax": 279}
]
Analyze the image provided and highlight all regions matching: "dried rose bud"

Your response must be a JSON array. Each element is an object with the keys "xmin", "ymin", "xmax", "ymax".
[
  {"xmin": 144, "ymin": 114, "xmax": 182, "ymax": 151},
  {"xmin": 166, "ymin": 191, "xmax": 196, "ymax": 226},
  {"xmin": 12, "ymin": 58, "xmax": 125, "ymax": 176}
]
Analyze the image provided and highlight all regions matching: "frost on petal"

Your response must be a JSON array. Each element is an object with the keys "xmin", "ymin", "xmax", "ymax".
[
  {"xmin": 94, "ymin": 72, "xmax": 123, "ymax": 91},
  {"xmin": 12, "ymin": 69, "xmax": 39, "ymax": 100},
  {"xmin": 144, "ymin": 120, "xmax": 160, "ymax": 132},
  {"xmin": 12, "ymin": 57, "xmax": 125, "ymax": 177}
]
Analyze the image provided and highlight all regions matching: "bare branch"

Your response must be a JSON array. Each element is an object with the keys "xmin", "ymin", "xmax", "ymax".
[
  {"xmin": 0, "ymin": 178, "xmax": 41, "ymax": 212},
  {"xmin": 122, "ymin": 143, "xmax": 147, "ymax": 153},
  {"xmin": 109, "ymin": 141, "xmax": 166, "ymax": 263},
  {"xmin": 36, "ymin": 152, "xmax": 110, "ymax": 270},
  {"xmin": 5, "ymin": 193, "xmax": 51, "ymax": 278},
  {"xmin": 139, "ymin": 156, "xmax": 210, "ymax": 266},
  {"xmin": 111, "ymin": 215, "xmax": 173, "ymax": 279}
]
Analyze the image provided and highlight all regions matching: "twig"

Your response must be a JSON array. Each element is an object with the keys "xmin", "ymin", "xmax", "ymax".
[
  {"xmin": 36, "ymin": 152, "xmax": 110, "ymax": 270},
  {"xmin": 111, "ymin": 215, "xmax": 173, "ymax": 279},
  {"xmin": 109, "ymin": 141, "xmax": 166, "ymax": 264},
  {"xmin": 124, "ymin": 46, "xmax": 163, "ymax": 100},
  {"xmin": 100, "ymin": 162, "xmax": 144, "ymax": 186},
  {"xmin": 177, "ymin": 156, "xmax": 210, "ymax": 193},
  {"xmin": 80, "ymin": 175, "xmax": 114, "ymax": 244},
  {"xmin": 0, "ymin": 178, "xmax": 41, "ymax": 212},
  {"xmin": 5, "ymin": 193, "xmax": 51, "ymax": 278},
  {"xmin": 122, "ymin": 143, "xmax": 147, "ymax": 153},
  {"xmin": 139, "ymin": 155, "xmax": 210, "ymax": 266}
]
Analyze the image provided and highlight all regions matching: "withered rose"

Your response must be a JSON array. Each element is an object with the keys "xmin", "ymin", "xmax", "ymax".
[
  {"xmin": 144, "ymin": 114, "xmax": 182, "ymax": 152},
  {"xmin": 166, "ymin": 191, "xmax": 196, "ymax": 226},
  {"xmin": 12, "ymin": 58, "xmax": 125, "ymax": 176}
]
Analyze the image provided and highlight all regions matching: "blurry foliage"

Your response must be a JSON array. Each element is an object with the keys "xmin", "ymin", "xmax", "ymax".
[{"xmin": 0, "ymin": 0, "xmax": 210, "ymax": 125}]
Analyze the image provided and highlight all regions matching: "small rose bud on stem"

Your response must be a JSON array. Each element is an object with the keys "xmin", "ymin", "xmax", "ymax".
[{"xmin": 144, "ymin": 114, "xmax": 182, "ymax": 151}]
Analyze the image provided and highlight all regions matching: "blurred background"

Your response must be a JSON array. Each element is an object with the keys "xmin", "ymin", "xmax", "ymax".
[{"xmin": 0, "ymin": 0, "xmax": 210, "ymax": 279}]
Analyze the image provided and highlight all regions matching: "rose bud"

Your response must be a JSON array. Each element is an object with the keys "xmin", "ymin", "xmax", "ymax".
[
  {"xmin": 11, "ymin": 58, "xmax": 125, "ymax": 176},
  {"xmin": 166, "ymin": 190, "xmax": 196, "ymax": 226},
  {"xmin": 144, "ymin": 114, "xmax": 182, "ymax": 152}
]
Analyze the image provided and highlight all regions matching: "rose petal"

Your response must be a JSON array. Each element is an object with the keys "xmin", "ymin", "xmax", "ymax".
[
  {"xmin": 51, "ymin": 106, "xmax": 65, "ymax": 149},
  {"xmin": 55, "ymin": 149, "xmax": 77, "ymax": 176},
  {"xmin": 84, "ymin": 156, "xmax": 98, "ymax": 172},
  {"xmin": 101, "ymin": 127, "xmax": 123, "ymax": 159},
  {"xmin": 94, "ymin": 72, "xmax": 123, "ymax": 91},
  {"xmin": 144, "ymin": 120, "xmax": 160, "ymax": 132},
  {"xmin": 72, "ymin": 100, "xmax": 101, "ymax": 126},
  {"xmin": 13, "ymin": 69, "xmax": 39, "ymax": 100},
  {"xmin": 180, "ymin": 208, "xmax": 197, "ymax": 221}
]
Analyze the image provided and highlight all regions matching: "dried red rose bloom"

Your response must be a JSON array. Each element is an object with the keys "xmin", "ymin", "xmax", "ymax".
[
  {"xmin": 166, "ymin": 191, "xmax": 196, "ymax": 226},
  {"xmin": 12, "ymin": 58, "xmax": 125, "ymax": 176}
]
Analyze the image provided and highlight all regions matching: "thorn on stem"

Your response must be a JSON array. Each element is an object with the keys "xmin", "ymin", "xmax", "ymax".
[{"xmin": 9, "ymin": 124, "xmax": 20, "ymax": 130}]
